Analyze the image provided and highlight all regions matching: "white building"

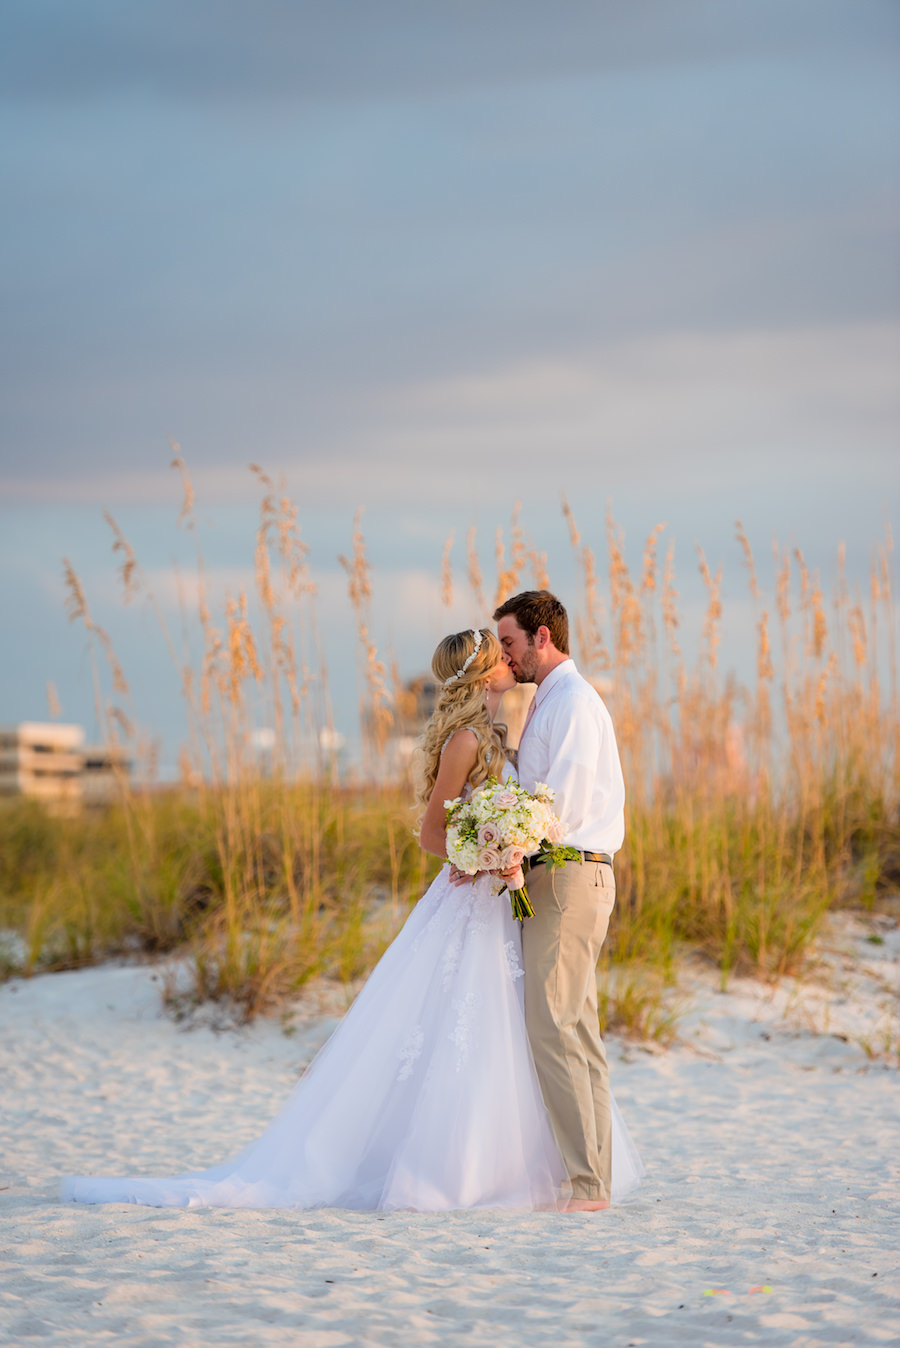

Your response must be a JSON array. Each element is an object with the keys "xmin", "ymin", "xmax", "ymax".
[{"xmin": 0, "ymin": 723, "xmax": 130, "ymax": 811}]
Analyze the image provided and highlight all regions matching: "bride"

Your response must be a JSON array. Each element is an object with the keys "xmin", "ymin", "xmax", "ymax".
[{"xmin": 62, "ymin": 628, "xmax": 642, "ymax": 1212}]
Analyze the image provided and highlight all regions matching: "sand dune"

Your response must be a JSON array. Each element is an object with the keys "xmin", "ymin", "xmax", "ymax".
[{"xmin": 1, "ymin": 912, "xmax": 897, "ymax": 1347}]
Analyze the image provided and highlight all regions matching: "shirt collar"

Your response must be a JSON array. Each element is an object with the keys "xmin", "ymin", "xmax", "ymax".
[{"xmin": 533, "ymin": 658, "xmax": 576, "ymax": 707}]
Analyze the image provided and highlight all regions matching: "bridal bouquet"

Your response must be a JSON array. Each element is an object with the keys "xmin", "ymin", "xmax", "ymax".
[{"xmin": 444, "ymin": 778, "xmax": 580, "ymax": 920}]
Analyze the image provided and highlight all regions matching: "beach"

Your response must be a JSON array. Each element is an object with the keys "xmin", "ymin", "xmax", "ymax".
[{"xmin": 1, "ymin": 911, "xmax": 898, "ymax": 1347}]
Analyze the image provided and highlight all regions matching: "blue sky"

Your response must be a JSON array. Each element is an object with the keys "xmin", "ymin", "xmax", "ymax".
[{"xmin": 1, "ymin": 1, "xmax": 898, "ymax": 771}]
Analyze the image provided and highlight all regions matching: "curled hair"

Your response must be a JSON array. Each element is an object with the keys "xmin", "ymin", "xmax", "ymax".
[
  {"xmin": 416, "ymin": 628, "xmax": 509, "ymax": 812},
  {"xmin": 492, "ymin": 589, "xmax": 569, "ymax": 654}
]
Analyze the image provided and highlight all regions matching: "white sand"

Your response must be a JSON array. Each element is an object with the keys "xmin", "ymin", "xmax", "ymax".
[{"xmin": 1, "ymin": 912, "xmax": 898, "ymax": 1347}]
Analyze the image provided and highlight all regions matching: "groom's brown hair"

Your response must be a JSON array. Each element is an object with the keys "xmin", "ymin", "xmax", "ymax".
[{"xmin": 493, "ymin": 590, "xmax": 569, "ymax": 654}]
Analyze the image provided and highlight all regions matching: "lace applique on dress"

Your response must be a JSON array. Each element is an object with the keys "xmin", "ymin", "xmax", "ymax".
[
  {"xmin": 441, "ymin": 928, "xmax": 464, "ymax": 989},
  {"xmin": 442, "ymin": 887, "xmax": 494, "ymax": 988},
  {"xmin": 504, "ymin": 941, "xmax": 525, "ymax": 983},
  {"xmin": 397, "ymin": 1025, "xmax": 424, "ymax": 1081},
  {"xmin": 468, "ymin": 893, "xmax": 494, "ymax": 935},
  {"xmin": 449, "ymin": 992, "xmax": 480, "ymax": 1072},
  {"xmin": 440, "ymin": 900, "xmax": 471, "ymax": 988}
]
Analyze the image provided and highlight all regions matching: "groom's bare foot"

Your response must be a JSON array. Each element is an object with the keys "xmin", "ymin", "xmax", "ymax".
[{"xmin": 564, "ymin": 1197, "xmax": 610, "ymax": 1212}]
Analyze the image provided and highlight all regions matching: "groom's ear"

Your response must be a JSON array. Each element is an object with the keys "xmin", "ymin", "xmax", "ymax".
[{"xmin": 534, "ymin": 624, "xmax": 552, "ymax": 650}]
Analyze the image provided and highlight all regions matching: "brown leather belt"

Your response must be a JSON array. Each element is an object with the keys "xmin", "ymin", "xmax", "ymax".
[{"xmin": 529, "ymin": 850, "xmax": 613, "ymax": 869}]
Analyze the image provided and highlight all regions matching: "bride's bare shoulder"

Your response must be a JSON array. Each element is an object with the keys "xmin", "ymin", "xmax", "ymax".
[{"xmin": 440, "ymin": 727, "xmax": 480, "ymax": 759}]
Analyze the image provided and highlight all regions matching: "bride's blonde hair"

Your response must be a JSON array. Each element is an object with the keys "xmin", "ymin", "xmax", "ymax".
[{"xmin": 416, "ymin": 628, "xmax": 509, "ymax": 811}]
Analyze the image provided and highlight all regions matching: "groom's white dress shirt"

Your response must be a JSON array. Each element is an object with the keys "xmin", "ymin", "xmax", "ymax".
[{"xmin": 516, "ymin": 659, "xmax": 625, "ymax": 855}]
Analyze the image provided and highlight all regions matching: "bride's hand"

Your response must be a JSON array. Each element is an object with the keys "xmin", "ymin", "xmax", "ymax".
[
  {"xmin": 448, "ymin": 864, "xmax": 477, "ymax": 886},
  {"xmin": 495, "ymin": 864, "xmax": 526, "ymax": 890}
]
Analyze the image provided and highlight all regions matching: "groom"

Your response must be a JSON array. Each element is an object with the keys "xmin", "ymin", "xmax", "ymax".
[{"xmin": 493, "ymin": 590, "xmax": 625, "ymax": 1212}]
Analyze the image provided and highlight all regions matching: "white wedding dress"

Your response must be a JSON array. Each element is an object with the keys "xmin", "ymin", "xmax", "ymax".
[{"xmin": 61, "ymin": 864, "xmax": 644, "ymax": 1212}]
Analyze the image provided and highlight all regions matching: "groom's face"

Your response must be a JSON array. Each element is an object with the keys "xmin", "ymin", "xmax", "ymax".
[{"xmin": 497, "ymin": 616, "xmax": 539, "ymax": 684}]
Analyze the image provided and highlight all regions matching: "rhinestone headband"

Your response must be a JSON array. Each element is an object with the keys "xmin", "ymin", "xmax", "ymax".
[{"xmin": 443, "ymin": 629, "xmax": 484, "ymax": 686}]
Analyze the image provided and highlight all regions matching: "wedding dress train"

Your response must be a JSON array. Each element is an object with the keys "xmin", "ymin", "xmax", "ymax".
[{"xmin": 61, "ymin": 866, "xmax": 644, "ymax": 1211}]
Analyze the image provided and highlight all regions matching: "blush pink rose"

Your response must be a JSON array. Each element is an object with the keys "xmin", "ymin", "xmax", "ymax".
[
  {"xmin": 493, "ymin": 790, "xmax": 518, "ymax": 808},
  {"xmin": 477, "ymin": 822, "xmax": 501, "ymax": 847},
  {"xmin": 546, "ymin": 821, "xmax": 565, "ymax": 845},
  {"xmin": 477, "ymin": 846, "xmax": 502, "ymax": 871},
  {"xmin": 500, "ymin": 845, "xmax": 526, "ymax": 870}
]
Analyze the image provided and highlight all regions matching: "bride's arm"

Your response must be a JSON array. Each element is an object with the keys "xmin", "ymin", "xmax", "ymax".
[{"xmin": 418, "ymin": 729, "xmax": 479, "ymax": 859}]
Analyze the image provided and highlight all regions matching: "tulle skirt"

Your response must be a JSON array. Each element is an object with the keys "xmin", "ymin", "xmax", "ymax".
[{"xmin": 61, "ymin": 867, "xmax": 643, "ymax": 1211}]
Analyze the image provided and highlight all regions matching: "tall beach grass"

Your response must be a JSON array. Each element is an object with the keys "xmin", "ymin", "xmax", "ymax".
[{"xmin": 1, "ymin": 456, "xmax": 897, "ymax": 1041}]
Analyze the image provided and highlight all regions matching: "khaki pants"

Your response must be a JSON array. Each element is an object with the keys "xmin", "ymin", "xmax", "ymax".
[{"xmin": 522, "ymin": 859, "xmax": 615, "ymax": 1201}]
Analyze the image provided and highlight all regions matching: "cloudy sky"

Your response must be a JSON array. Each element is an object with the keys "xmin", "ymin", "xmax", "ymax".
[{"xmin": 1, "ymin": 1, "xmax": 898, "ymax": 769}]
